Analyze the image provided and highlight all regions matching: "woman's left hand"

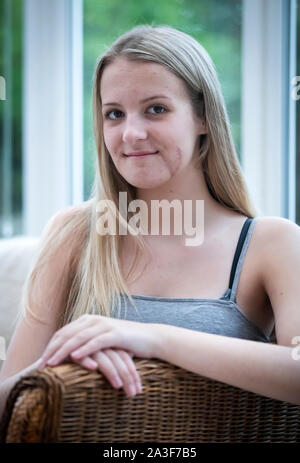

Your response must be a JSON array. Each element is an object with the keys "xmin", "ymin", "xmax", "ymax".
[{"xmin": 40, "ymin": 315, "xmax": 161, "ymax": 367}]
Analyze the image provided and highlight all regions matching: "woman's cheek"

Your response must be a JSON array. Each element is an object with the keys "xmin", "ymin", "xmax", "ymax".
[{"xmin": 168, "ymin": 147, "xmax": 182, "ymax": 176}]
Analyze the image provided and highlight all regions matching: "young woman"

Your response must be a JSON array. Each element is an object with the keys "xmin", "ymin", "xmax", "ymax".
[{"xmin": 1, "ymin": 25, "xmax": 300, "ymax": 419}]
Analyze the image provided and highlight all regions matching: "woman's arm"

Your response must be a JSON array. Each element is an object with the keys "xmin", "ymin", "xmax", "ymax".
[
  {"xmin": 0, "ymin": 358, "xmax": 43, "ymax": 422},
  {"xmin": 0, "ymin": 206, "xmax": 85, "ymax": 421},
  {"xmin": 155, "ymin": 325, "xmax": 300, "ymax": 405},
  {"xmin": 155, "ymin": 217, "xmax": 300, "ymax": 405}
]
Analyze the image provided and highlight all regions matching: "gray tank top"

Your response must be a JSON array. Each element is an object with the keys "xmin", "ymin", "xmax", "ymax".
[{"xmin": 111, "ymin": 217, "xmax": 271, "ymax": 343}]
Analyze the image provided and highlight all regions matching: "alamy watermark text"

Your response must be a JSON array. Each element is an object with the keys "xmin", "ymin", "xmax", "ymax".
[{"xmin": 96, "ymin": 193, "xmax": 204, "ymax": 246}]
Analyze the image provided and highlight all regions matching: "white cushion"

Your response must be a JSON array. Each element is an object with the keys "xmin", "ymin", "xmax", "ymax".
[{"xmin": 0, "ymin": 236, "xmax": 39, "ymax": 363}]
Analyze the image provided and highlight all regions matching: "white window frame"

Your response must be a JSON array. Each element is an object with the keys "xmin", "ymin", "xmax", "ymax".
[
  {"xmin": 22, "ymin": 0, "xmax": 297, "ymax": 236},
  {"xmin": 23, "ymin": 0, "xmax": 83, "ymax": 236},
  {"xmin": 241, "ymin": 0, "xmax": 297, "ymax": 219}
]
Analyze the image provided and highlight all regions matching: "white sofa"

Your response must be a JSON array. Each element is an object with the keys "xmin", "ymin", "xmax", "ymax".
[{"xmin": 0, "ymin": 236, "xmax": 39, "ymax": 368}]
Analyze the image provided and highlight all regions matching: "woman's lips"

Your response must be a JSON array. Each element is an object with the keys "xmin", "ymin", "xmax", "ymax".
[{"xmin": 125, "ymin": 151, "xmax": 159, "ymax": 157}]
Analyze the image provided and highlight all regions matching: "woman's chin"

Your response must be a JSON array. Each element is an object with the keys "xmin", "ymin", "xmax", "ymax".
[
  {"xmin": 119, "ymin": 171, "xmax": 165, "ymax": 189},
  {"xmin": 125, "ymin": 177, "xmax": 167, "ymax": 189}
]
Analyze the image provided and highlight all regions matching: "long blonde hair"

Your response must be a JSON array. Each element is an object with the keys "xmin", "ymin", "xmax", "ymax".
[{"xmin": 21, "ymin": 24, "xmax": 258, "ymax": 330}]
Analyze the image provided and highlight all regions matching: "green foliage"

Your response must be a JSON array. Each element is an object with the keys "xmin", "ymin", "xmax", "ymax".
[{"xmin": 0, "ymin": 0, "xmax": 23, "ymax": 236}]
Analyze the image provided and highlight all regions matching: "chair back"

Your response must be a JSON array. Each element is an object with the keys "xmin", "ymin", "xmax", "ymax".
[{"xmin": 0, "ymin": 359, "xmax": 299, "ymax": 443}]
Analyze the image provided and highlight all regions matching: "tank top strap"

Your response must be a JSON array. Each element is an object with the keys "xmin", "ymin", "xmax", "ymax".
[{"xmin": 228, "ymin": 217, "xmax": 256, "ymax": 303}]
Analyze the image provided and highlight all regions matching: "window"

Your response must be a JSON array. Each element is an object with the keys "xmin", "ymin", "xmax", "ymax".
[
  {"xmin": 1, "ymin": 1, "xmax": 298, "ymax": 236},
  {"xmin": 0, "ymin": 0, "xmax": 23, "ymax": 238}
]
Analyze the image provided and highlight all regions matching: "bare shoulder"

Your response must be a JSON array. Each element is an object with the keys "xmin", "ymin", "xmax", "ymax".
[
  {"xmin": 253, "ymin": 215, "xmax": 300, "ymax": 233},
  {"xmin": 251, "ymin": 215, "xmax": 300, "ymax": 278},
  {"xmin": 40, "ymin": 199, "xmax": 94, "ymax": 269},
  {"xmin": 253, "ymin": 215, "xmax": 300, "ymax": 247},
  {"xmin": 252, "ymin": 216, "xmax": 300, "ymax": 346},
  {"xmin": 48, "ymin": 199, "xmax": 94, "ymax": 226},
  {"xmin": 43, "ymin": 200, "xmax": 94, "ymax": 242}
]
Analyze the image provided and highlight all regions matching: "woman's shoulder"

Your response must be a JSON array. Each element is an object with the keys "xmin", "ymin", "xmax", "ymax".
[
  {"xmin": 52, "ymin": 199, "xmax": 94, "ymax": 221},
  {"xmin": 253, "ymin": 215, "xmax": 300, "ymax": 242},
  {"xmin": 41, "ymin": 200, "xmax": 95, "ymax": 265},
  {"xmin": 251, "ymin": 215, "xmax": 300, "ymax": 284},
  {"xmin": 46, "ymin": 199, "xmax": 94, "ymax": 233},
  {"xmin": 251, "ymin": 216, "xmax": 300, "ymax": 347},
  {"xmin": 224, "ymin": 213, "xmax": 299, "ymax": 235},
  {"xmin": 225, "ymin": 213, "xmax": 300, "ymax": 270}
]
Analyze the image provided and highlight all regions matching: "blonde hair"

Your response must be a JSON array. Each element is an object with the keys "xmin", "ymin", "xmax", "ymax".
[{"xmin": 21, "ymin": 24, "xmax": 258, "ymax": 330}]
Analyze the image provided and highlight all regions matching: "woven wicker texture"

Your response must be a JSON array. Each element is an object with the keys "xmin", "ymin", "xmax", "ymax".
[{"xmin": 0, "ymin": 359, "xmax": 299, "ymax": 443}]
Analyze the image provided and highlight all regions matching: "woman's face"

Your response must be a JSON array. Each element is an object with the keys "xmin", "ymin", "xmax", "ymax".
[{"xmin": 100, "ymin": 57, "xmax": 206, "ymax": 189}]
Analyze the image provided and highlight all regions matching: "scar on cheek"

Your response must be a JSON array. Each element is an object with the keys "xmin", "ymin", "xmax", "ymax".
[{"xmin": 169, "ymin": 147, "xmax": 182, "ymax": 176}]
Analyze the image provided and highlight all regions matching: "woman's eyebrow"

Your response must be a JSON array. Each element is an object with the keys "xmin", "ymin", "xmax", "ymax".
[{"xmin": 102, "ymin": 95, "xmax": 171, "ymax": 107}]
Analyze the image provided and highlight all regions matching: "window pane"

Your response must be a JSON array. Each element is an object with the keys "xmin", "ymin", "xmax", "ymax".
[
  {"xmin": 0, "ymin": 0, "xmax": 23, "ymax": 237},
  {"xmin": 83, "ymin": 0, "xmax": 242, "ymax": 200}
]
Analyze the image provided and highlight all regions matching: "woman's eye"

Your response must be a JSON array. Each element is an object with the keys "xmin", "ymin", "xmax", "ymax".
[
  {"xmin": 104, "ymin": 109, "xmax": 123, "ymax": 120},
  {"xmin": 147, "ymin": 105, "xmax": 167, "ymax": 115},
  {"xmin": 104, "ymin": 105, "xmax": 167, "ymax": 120}
]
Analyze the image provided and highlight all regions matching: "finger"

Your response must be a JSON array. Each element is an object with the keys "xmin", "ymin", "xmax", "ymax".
[
  {"xmin": 73, "ymin": 355, "xmax": 98, "ymax": 370},
  {"xmin": 90, "ymin": 350, "xmax": 126, "ymax": 391},
  {"xmin": 108, "ymin": 349, "xmax": 141, "ymax": 385},
  {"xmin": 70, "ymin": 331, "xmax": 119, "ymax": 361},
  {"xmin": 118, "ymin": 350, "xmax": 142, "ymax": 393},
  {"xmin": 45, "ymin": 324, "xmax": 108, "ymax": 366},
  {"xmin": 104, "ymin": 349, "xmax": 142, "ymax": 395},
  {"xmin": 41, "ymin": 316, "xmax": 97, "ymax": 363}
]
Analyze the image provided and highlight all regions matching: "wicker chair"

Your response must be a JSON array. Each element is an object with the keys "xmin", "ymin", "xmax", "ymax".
[{"xmin": 0, "ymin": 358, "xmax": 299, "ymax": 443}]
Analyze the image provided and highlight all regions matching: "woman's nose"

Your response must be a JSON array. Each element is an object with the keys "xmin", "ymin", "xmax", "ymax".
[{"xmin": 122, "ymin": 116, "xmax": 147, "ymax": 144}]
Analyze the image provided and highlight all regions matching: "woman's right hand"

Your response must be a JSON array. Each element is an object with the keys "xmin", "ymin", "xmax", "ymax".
[{"xmin": 72, "ymin": 349, "xmax": 143, "ymax": 397}]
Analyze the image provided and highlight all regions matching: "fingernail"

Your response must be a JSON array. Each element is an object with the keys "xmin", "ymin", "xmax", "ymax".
[
  {"xmin": 113, "ymin": 377, "xmax": 123, "ymax": 388},
  {"xmin": 47, "ymin": 357, "xmax": 56, "ymax": 365},
  {"xmin": 87, "ymin": 359, "xmax": 97, "ymax": 368},
  {"xmin": 128, "ymin": 384, "xmax": 136, "ymax": 396}
]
